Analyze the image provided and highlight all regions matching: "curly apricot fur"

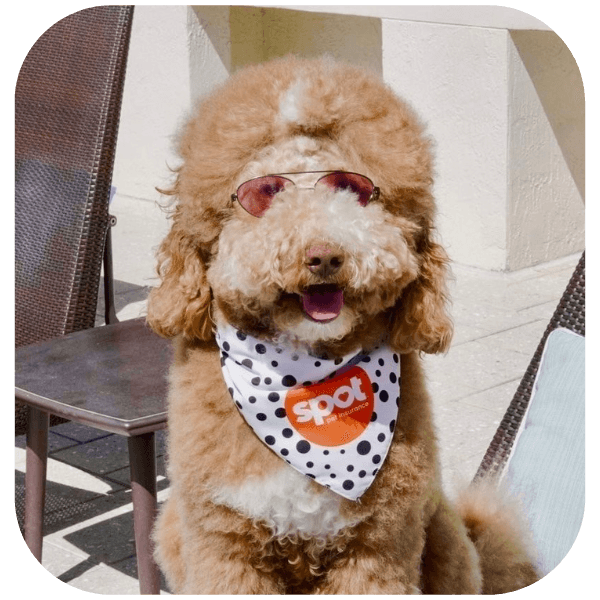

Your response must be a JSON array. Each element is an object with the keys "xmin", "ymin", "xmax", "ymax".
[{"xmin": 147, "ymin": 57, "xmax": 538, "ymax": 594}]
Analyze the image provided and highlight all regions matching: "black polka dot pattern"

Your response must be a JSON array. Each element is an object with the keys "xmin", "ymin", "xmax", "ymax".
[
  {"xmin": 282, "ymin": 375, "xmax": 297, "ymax": 387},
  {"xmin": 357, "ymin": 441, "xmax": 371, "ymax": 455},
  {"xmin": 216, "ymin": 324, "xmax": 401, "ymax": 501},
  {"xmin": 297, "ymin": 440, "xmax": 311, "ymax": 454}
]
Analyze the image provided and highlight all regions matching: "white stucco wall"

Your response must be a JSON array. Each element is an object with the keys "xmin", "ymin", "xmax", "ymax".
[
  {"xmin": 266, "ymin": 5, "xmax": 552, "ymax": 30},
  {"xmin": 235, "ymin": 6, "xmax": 382, "ymax": 73},
  {"xmin": 189, "ymin": 5, "xmax": 231, "ymax": 100},
  {"xmin": 506, "ymin": 31, "xmax": 585, "ymax": 270},
  {"xmin": 381, "ymin": 19, "xmax": 510, "ymax": 269},
  {"xmin": 111, "ymin": 5, "xmax": 232, "ymax": 200},
  {"xmin": 112, "ymin": 5, "xmax": 193, "ymax": 202},
  {"xmin": 111, "ymin": 5, "xmax": 584, "ymax": 272}
]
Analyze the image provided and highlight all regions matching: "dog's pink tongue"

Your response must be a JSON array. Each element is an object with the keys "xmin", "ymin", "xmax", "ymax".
[{"xmin": 301, "ymin": 287, "xmax": 344, "ymax": 322}]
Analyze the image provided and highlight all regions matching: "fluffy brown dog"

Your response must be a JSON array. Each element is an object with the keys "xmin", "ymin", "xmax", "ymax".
[{"xmin": 147, "ymin": 56, "xmax": 539, "ymax": 594}]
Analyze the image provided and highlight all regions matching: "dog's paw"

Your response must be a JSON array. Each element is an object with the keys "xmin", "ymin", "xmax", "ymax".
[{"xmin": 315, "ymin": 579, "xmax": 413, "ymax": 595}]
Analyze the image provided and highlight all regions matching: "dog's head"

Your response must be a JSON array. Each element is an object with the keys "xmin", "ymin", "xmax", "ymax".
[{"xmin": 147, "ymin": 57, "xmax": 452, "ymax": 356}]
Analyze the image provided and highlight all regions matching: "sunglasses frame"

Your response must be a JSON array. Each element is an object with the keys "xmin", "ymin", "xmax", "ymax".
[{"xmin": 231, "ymin": 170, "xmax": 380, "ymax": 217}]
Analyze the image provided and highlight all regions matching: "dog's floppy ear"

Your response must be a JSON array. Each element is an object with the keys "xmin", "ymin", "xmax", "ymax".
[
  {"xmin": 390, "ymin": 232, "xmax": 453, "ymax": 354},
  {"xmin": 146, "ymin": 216, "xmax": 213, "ymax": 341}
]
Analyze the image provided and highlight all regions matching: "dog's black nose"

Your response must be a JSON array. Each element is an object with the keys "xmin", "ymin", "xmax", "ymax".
[{"xmin": 305, "ymin": 244, "xmax": 344, "ymax": 278}]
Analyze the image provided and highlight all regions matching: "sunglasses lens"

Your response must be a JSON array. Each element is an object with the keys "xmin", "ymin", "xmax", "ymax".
[
  {"xmin": 236, "ymin": 176, "xmax": 290, "ymax": 217},
  {"xmin": 319, "ymin": 172, "xmax": 375, "ymax": 206}
]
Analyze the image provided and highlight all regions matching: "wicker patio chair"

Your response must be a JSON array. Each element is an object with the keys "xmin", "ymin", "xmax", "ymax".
[
  {"xmin": 474, "ymin": 252, "xmax": 585, "ymax": 479},
  {"xmin": 474, "ymin": 251, "xmax": 585, "ymax": 575},
  {"xmin": 15, "ymin": 6, "xmax": 170, "ymax": 593}
]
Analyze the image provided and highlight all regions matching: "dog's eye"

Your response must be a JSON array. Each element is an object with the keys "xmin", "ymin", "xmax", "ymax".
[
  {"xmin": 259, "ymin": 181, "xmax": 286, "ymax": 197},
  {"xmin": 338, "ymin": 181, "xmax": 360, "ymax": 195},
  {"xmin": 235, "ymin": 175, "xmax": 291, "ymax": 217},
  {"xmin": 318, "ymin": 172, "xmax": 377, "ymax": 207}
]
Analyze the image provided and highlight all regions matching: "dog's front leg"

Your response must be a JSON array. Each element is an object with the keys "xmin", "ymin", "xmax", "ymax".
[
  {"xmin": 178, "ymin": 517, "xmax": 284, "ymax": 594},
  {"xmin": 313, "ymin": 550, "xmax": 419, "ymax": 595},
  {"xmin": 313, "ymin": 521, "xmax": 426, "ymax": 597},
  {"xmin": 155, "ymin": 496, "xmax": 282, "ymax": 594},
  {"xmin": 179, "ymin": 543, "xmax": 283, "ymax": 594}
]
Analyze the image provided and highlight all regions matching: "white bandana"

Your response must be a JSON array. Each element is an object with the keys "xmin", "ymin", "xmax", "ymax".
[{"xmin": 216, "ymin": 324, "xmax": 400, "ymax": 501}]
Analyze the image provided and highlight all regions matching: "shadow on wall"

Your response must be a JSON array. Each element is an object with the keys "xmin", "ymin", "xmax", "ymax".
[
  {"xmin": 193, "ymin": 5, "xmax": 383, "ymax": 76},
  {"xmin": 191, "ymin": 8, "xmax": 584, "ymax": 206},
  {"xmin": 95, "ymin": 279, "xmax": 151, "ymax": 325},
  {"xmin": 510, "ymin": 30, "xmax": 584, "ymax": 200},
  {"xmin": 187, "ymin": 6, "xmax": 583, "ymax": 270}
]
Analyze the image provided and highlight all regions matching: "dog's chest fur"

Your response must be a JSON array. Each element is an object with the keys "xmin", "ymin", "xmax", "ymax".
[{"xmin": 208, "ymin": 465, "xmax": 361, "ymax": 539}]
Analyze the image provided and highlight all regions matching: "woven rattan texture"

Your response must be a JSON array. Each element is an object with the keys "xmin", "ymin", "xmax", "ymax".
[
  {"xmin": 475, "ymin": 252, "xmax": 585, "ymax": 479},
  {"xmin": 15, "ymin": 6, "xmax": 133, "ymax": 348},
  {"xmin": 15, "ymin": 6, "xmax": 133, "ymax": 434}
]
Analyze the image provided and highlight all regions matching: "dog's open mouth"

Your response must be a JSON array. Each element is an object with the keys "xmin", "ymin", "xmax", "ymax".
[{"xmin": 300, "ymin": 284, "xmax": 344, "ymax": 323}]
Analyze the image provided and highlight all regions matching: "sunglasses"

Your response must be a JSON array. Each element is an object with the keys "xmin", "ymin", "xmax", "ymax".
[{"xmin": 231, "ymin": 171, "xmax": 380, "ymax": 218}]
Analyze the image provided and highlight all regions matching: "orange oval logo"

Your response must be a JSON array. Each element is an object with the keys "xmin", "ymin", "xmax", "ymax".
[{"xmin": 285, "ymin": 365, "xmax": 374, "ymax": 446}]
